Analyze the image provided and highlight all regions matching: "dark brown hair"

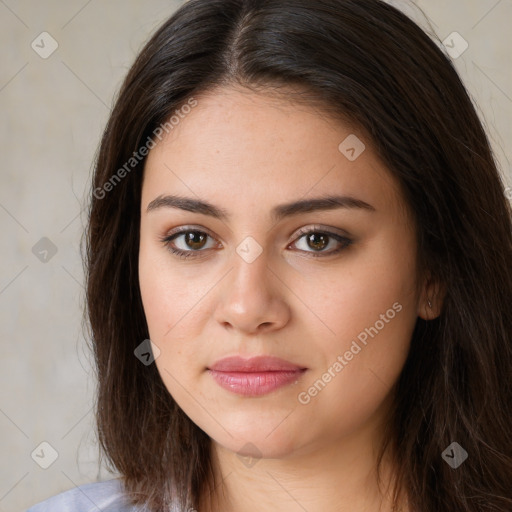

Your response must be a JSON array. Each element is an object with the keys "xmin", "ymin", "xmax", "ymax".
[{"xmin": 84, "ymin": 0, "xmax": 512, "ymax": 510}]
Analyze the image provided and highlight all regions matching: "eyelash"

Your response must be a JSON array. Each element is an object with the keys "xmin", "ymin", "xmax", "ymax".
[{"xmin": 160, "ymin": 226, "xmax": 353, "ymax": 260}]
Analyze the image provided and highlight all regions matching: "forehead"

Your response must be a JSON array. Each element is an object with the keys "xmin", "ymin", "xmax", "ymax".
[{"xmin": 141, "ymin": 86, "xmax": 405, "ymax": 222}]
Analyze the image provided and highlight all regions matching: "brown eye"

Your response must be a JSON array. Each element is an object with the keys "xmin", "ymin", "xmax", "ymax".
[
  {"xmin": 291, "ymin": 228, "xmax": 353, "ymax": 258},
  {"xmin": 181, "ymin": 231, "xmax": 208, "ymax": 250},
  {"xmin": 160, "ymin": 228, "xmax": 217, "ymax": 259},
  {"xmin": 160, "ymin": 226, "xmax": 352, "ymax": 260},
  {"xmin": 305, "ymin": 232, "xmax": 329, "ymax": 251}
]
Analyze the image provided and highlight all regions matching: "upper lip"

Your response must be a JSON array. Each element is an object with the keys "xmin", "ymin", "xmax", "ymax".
[{"xmin": 208, "ymin": 356, "xmax": 306, "ymax": 372}]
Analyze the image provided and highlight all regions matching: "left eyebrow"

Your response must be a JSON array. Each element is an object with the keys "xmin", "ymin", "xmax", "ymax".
[{"xmin": 146, "ymin": 193, "xmax": 376, "ymax": 222}]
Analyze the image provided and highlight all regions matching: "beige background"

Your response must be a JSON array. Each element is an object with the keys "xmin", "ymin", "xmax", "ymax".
[{"xmin": 1, "ymin": 0, "xmax": 510, "ymax": 510}]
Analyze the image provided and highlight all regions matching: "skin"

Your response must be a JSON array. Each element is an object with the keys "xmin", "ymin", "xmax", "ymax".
[{"xmin": 138, "ymin": 85, "xmax": 442, "ymax": 512}]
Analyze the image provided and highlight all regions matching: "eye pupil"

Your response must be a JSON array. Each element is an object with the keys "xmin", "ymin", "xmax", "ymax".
[
  {"xmin": 186, "ymin": 231, "xmax": 207, "ymax": 249},
  {"xmin": 307, "ymin": 233, "xmax": 328, "ymax": 251}
]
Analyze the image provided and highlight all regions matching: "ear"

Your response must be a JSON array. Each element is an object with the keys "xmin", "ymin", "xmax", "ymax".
[{"xmin": 417, "ymin": 272, "xmax": 445, "ymax": 320}]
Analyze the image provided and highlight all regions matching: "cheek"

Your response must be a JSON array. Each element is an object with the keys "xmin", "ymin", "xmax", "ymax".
[
  {"xmin": 139, "ymin": 238, "xmax": 203, "ymax": 340},
  {"xmin": 294, "ymin": 234, "xmax": 418, "ymax": 430},
  {"xmin": 138, "ymin": 250, "xmax": 199, "ymax": 405},
  {"xmin": 303, "ymin": 231, "xmax": 418, "ymax": 350},
  {"xmin": 138, "ymin": 245, "xmax": 171, "ymax": 338},
  {"xmin": 138, "ymin": 240, "xmax": 215, "ymax": 399}
]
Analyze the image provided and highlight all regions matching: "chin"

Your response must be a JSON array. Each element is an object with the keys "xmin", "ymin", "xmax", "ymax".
[{"xmin": 205, "ymin": 414, "xmax": 305, "ymax": 460}]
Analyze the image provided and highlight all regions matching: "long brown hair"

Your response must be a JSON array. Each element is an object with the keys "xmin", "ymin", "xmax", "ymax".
[{"xmin": 84, "ymin": 0, "xmax": 512, "ymax": 510}]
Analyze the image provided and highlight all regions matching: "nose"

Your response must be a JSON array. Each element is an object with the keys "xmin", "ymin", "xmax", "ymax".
[{"xmin": 213, "ymin": 248, "xmax": 291, "ymax": 335}]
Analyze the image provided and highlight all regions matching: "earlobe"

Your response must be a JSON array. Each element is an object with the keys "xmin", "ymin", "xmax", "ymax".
[
  {"xmin": 418, "ymin": 275, "xmax": 445, "ymax": 320},
  {"xmin": 420, "ymin": 296, "xmax": 436, "ymax": 321}
]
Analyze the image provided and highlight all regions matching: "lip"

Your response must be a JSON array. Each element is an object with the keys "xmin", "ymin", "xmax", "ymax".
[
  {"xmin": 209, "ymin": 355, "xmax": 305, "ymax": 372},
  {"xmin": 207, "ymin": 356, "xmax": 307, "ymax": 397}
]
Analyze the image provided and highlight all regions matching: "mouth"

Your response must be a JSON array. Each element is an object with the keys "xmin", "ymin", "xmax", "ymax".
[{"xmin": 207, "ymin": 355, "xmax": 308, "ymax": 397}]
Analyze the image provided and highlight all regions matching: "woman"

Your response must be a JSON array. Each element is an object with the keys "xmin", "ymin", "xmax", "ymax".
[{"xmin": 27, "ymin": 0, "xmax": 512, "ymax": 511}]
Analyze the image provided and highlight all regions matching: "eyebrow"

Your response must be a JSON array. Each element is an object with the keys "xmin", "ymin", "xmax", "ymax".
[{"xmin": 146, "ymin": 193, "xmax": 376, "ymax": 222}]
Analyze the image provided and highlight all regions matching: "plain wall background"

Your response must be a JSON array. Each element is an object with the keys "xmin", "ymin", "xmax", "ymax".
[{"xmin": 1, "ymin": 0, "xmax": 510, "ymax": 510}]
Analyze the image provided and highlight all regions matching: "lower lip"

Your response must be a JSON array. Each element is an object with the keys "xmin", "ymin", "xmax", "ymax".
[{"xmin": 208, "ymin": 369, "xmax": 306, "ymax": 396}]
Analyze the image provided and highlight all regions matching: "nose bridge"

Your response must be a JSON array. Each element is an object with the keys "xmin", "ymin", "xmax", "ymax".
[
  {"xmin": 230, "ymin": 238, "xmax": 273, "ymax": 302},
  {"xmin": 214, "ymin": 237, "xmax": 289, "ymax": 332}
]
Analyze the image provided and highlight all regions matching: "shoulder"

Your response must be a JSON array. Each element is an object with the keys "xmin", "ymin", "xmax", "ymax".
[{"xmin": 25, "ymin": 478, "xmax": 143, "ymax": 512}]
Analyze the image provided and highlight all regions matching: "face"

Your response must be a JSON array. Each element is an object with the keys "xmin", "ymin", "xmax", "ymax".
[{"xmin": 139, "ymin": 85, "xmax": 426, "ymax": 460}]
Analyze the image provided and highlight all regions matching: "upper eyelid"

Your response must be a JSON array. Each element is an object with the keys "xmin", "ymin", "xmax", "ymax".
[
  {"xmin": 163, "ymin": 224, "xmax": 350, "ymax": 240},
  {"xmin": 294, "ymin": 224, "xmax": 351, "ymax": 238},
  {"xmin": 162, "ymin": 225, "xmax": 352, "ymax": 249}
]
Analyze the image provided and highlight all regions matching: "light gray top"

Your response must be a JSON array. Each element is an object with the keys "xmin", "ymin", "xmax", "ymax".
[{"xmin": 25, "ymin": 478, "xmax": 144, "ymax": 512}]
